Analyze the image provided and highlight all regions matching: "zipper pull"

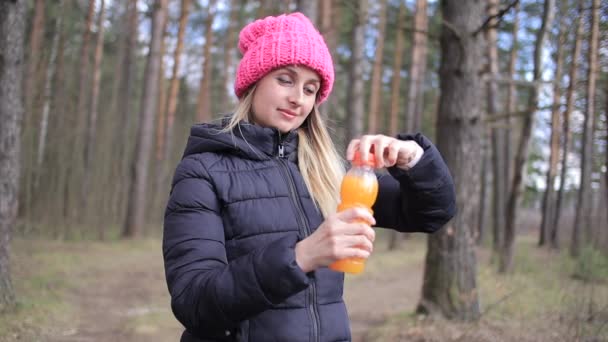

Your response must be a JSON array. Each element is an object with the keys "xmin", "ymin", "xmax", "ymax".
[{"xmin": 278, "ymin": 144, "xmax": 285, "ymax": 158}]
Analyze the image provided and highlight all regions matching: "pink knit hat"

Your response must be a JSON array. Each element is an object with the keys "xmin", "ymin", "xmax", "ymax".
[{"xmin": 234, "ymin": 12, "xmax": 334, "ymax": 104}]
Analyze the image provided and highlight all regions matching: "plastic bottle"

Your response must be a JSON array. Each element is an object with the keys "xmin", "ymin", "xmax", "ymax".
[{"xmin": 329, "ymin": 151, "xmax": 378, "ymax": 274}]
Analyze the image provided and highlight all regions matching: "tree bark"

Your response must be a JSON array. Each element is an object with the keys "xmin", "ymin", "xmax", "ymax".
[
  {"xmin": 367, "ymin": 0, "xmax": 387, "ymax": 134},
  {"xmin": 571, "ymin": 0, "xmax": 599, "ymax": 257},
  {"xmin": 345, "ymin": 0, "xmax": 368, "ymax": 145},
  {"xmin": 196, "ymin": 0, "xmax": 217, "ymax": 123},
  {"xmin": 0, "ymin": 0, "xmax": 26, "ymax": 312},
  {"xmin": 406, "ymin": 0, "xmax": 428, "ymax": 133},
  {"xmin": 553, "ymin": 2, "xmax": 583, "ymax": 248},
  {"xmin": 487, "ymin": 0, "xmax": 506, "ymax": 255},
  {"xmin": 123, "ymin": 0, "xmax": 169, "ymax": 238},
  {"xmin": 417, "ymin": 0, "xmax": 482, "ymax": 321},
  {"xmin": 539, "ymin": 0, "xmax": 566, "ymax": 247},
  {"xmin": 501, "ymin": 0, "xmax": 554, "ymax": 273}
]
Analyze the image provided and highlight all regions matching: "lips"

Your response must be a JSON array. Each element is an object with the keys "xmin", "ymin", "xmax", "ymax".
[{"xmin": 278, "ymin": 108, "xmax": 297, "ymax": 118}]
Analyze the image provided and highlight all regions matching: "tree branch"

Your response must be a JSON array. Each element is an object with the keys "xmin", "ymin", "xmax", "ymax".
[{"xmin": 473, "ymin": 0, "xmax": 519, "ymax": 37}]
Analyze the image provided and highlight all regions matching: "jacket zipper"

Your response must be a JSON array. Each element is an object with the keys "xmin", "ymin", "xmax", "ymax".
[{"xmin": 276, "ymin": 139, "xmax": 321, "ymax": 342}]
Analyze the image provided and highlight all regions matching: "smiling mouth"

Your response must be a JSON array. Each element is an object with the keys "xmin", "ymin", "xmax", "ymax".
[{"xmin": 279, "ymin": 109, "xmax": 297, "ymax": 117}]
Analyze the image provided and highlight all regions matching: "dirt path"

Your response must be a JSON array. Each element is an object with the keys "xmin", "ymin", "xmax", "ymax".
[{"xmin": 45, "ymin": 240, "xmax": 423, "ymax": 342}]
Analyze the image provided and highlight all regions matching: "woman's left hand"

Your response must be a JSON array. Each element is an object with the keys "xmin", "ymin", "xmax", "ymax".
[{"xmin": 346, "ymin": 134, "xmax": 423, "ymax": 170}]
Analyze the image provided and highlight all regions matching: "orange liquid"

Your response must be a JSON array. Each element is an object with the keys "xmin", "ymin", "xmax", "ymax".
[{"xmin": 328, "ymin": 172, "xmax": 378, "ymax": 274}]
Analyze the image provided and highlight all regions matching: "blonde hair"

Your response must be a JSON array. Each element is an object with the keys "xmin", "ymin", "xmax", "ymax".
[{"xmin": 223, "ymin": 88, "xmax": 344, "ymax": 217}]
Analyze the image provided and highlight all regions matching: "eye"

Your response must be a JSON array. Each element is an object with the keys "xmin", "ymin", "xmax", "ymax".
[
  {"xmin": 304, "ymin": 85, "xmax": 318, "ymax": 95},
  {"xmin": 277, "ymin": 75, "xmax": 293, "ymax": 85}
]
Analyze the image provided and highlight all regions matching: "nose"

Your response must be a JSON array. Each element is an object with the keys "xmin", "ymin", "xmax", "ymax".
[{"xmin": 287, "ymin": 87, "xmax": 304, "ymax": 106}]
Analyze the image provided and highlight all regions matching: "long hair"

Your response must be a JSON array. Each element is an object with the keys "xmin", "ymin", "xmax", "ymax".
[{"xmin": 223, "ymin": 88, "xmax": 344, "ymax": 218}]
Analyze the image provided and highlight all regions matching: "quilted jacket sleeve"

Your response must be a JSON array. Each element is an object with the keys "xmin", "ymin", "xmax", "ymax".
[
  {"xmin": 373, "ymin": 133, "xmax": 456, "ymax": 233},
  {"xmin": 163, "ymin": 155, "xmax": 309, "ymax": 334}
]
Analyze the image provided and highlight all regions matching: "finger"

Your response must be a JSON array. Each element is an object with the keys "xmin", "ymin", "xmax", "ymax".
[
  {"xmin": 337, "ymin": 207, "xmax": 376, "ymax": 226},
  {"xmin": 345, "ymin": 246, "xmax": 371, "ymax": 259},
  {"xmin": 358, "ymin": 135, "xmax": 374, "ymax": 163},
  {"xmin": 386, "ymin": 141, "xmax": 400, "ymax": 167},
  {"xmin": 372, "ymin": 136, "xmax": 389, "ymax": 167},
  {"xmin": 346, "ymin": 139, "xmax": 360, "ymax": 161}
]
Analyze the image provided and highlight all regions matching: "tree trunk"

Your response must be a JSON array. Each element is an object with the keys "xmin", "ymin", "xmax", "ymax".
[
  {"xmin": 123, "ymin": 0, "xmax": 169, "ymax": 238},
  {"xmin": 539, "ymin": 1, "xmax": 566, "ymax": 247},
  {"xmin": 345, "ymin": 0, "xmax": 367, "ymax": 145},
  {"xmin": 164, "ymin": 0, "xmax": 191, "ymax": 165},
  {"xmin": 386, "ymin": 1, "xmax": 408, "ymax": 251},
  {"xmin": 23, "ymin": 0, "xmax": 45, "ymax": 127},
  {"xmin": 319, "ymin": 0, "xmax": 338, "ymax": 117},
  {"xmin": 388, "ymin": 1, "xmax": 406, "ymax": 137},
  {"xmin": 504, "ymin": 1, "xmax": 519, "ymax": 209},
  {"xmin": 571, "ymin": 0, "xmax": 599, "ymax": 257},
  {"xmin": 553, "ymin": 3, "xmax": 582, "ymax": 248},
  {"xmin": 367, "ymin": 0, "xmax": 387, "ymax": 134},
  {"xmin": 220, "ymin": 0, "xmax": 238, "ymax": 108},
  {"xmin": 406, "ymin": 0, "xmax": 428, "ymax": 133},
  {"xmin": 83, "ymin": 0, "xmax": 107, "ymax": 217},
  {"xmin": 36, "ymin": 3, "xmax": 64, "ymax": 188},
  {"xmin": 487, "ymin": 0, "xmax": 506, "ymax": 256},
  {"xmin": 501, "ymin": 0, "xmax": 554, "ymax": 273},
  {"xmin": 112, "ymin": 0, "xmax": 139, "ymax": 223},
  {"xmin": 0, "ymin": 0, "xmax": 26, "ymax": 312},
  {"xmin": 417, "ymin": 0, "xmax": 482, "ymax": 321},
  {"xmin": 196, "ymin": 0, "xmax": 217, "ymax": 123},
  {"xmin": 296, "ymin": 0, "xmax": 317, "ymax": 24},
  {"xmin": 77, "ymin": 0, "xmax": 96, "ymax": 162}
]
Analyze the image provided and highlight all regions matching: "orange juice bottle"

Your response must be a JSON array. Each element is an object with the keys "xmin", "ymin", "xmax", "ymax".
[{"xmin": 329, "ymin": 151, "xmax": 378, "ymax": 274}]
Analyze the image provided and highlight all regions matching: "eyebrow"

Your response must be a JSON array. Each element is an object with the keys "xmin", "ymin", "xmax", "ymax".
[{"xmin": 283, "ymin": 66, "xmax": 320, "ymax": 84}]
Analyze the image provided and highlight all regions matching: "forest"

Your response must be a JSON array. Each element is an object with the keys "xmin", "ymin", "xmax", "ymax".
[{"xmin": 0, "ymin": 0, "xmax": 607, "ymax": 341}]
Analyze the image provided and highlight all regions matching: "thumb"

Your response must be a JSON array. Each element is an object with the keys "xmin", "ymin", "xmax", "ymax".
[{"xmin": 337, "ymin": 206, "xmax": 376, "ymax": 226}]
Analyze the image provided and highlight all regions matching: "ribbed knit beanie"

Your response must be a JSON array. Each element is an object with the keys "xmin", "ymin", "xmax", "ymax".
[{"xmin": 234, "ymin": 12, "xmax": 334, "ymax": 104}]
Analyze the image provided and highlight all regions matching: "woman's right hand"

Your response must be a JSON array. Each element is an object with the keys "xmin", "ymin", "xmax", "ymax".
[{"xmin": 294, "ymin": 207, "xmax": 376, "ymax": 273}]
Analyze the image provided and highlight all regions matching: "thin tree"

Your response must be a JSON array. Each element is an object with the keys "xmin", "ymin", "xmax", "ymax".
[
  {"xmin": 83, "ymin": 0, "xmax": 107, "ymax": 216},
  {"xmin": 406, "ymin": 0, "xmax": 428, "ymax": 133},
  {"xmin": 487, "ymin": 0, "xmax": 506, "ymax": 255},
  {"xmin": 345, "ymin": 0, "xmax": 368, "ymax": 144},
  {"xmin": 366, "ymin": 0, "xmax": 387, "ymax": 134},
  {"xmin": 196, "ymin": 0, "xmax": 217, "ymax": 123},
  {"xmin": 77, "ymin": 0, "xmax": 96, "ymax": 158},
  {"xmin": 571, "ymin": 0, "xmax": 600, "ymax": 257},
  {"xmin": 417, "ymin": 0, "xmax": 483, "ymax": 320},
  {"xmin": 112, "ymin": 0, "xmax": 138, "ymax": 221},
  {"xmin": 388, "ymin": 1, "xmax": 406, "ymax": 137},
  {"xmin": 539, "ymin": 0, "xmax": 566, "ymax": 247},
  {"xmin": 553, "ymin": 2, "xmax": 583, "ymax": 248},
  {"xmin": 0, "ymin": 0, "xmax": 26, "ymax": 311},
  {"xmin": 386, "ymin": 1, "xmax": 407, "ymax": 251},
  {"xmin": 23, "ymin": 0, "xmax": 45, "ymax": 128},
  {"xmin": 504, "ymin": 1, "xmax": 519, "ymax": 198},
  {"xmin": 220, "ymin": 0, "xmax": 238, "ymax": 108},
  {"xmin": 501, "ymin": 0, "xmax": 555, "ymax": 273},
  {"xmin": 36, "ymin": 2, "xmax": 65, "ymax": 189},
  {"xmin": 123, "ymin": 0, "xmax": 169, "ymax": 238},
  {"xmin": 163, "ymin": 0, "xmax": 191, "ymax": 165}
]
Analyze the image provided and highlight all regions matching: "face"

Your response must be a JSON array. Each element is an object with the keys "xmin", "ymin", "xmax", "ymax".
[{"xmin": 251, "ymin": 66, "xmax": 320, "ymax": 133}]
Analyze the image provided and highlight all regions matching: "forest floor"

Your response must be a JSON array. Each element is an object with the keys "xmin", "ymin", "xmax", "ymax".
[{"xmin": 1, "ymin": 229, "xmax": 607, "ymax": 342}]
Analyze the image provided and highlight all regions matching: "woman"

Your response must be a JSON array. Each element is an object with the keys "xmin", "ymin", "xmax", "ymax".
[{"xmin": 163, "ymin": 12, "xmax": 456, "ymax": 342}]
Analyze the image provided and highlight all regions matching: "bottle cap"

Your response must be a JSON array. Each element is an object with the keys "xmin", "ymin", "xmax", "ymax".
[{"xmin": 352, "ymin": 151, "xmax": 376, "ymax": 167}]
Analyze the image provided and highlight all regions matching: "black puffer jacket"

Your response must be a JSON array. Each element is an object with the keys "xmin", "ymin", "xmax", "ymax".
[{"xmin": 163, "ymin": 120, "xmax": 456, "ymax": 342}]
